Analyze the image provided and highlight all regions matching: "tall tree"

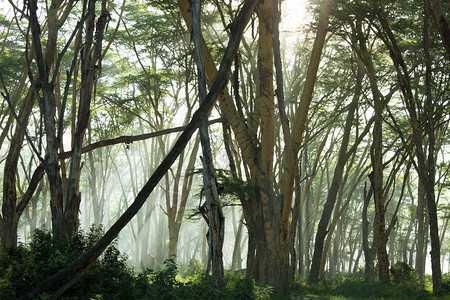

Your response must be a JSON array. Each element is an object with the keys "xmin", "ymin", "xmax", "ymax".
[
  {"xmin": 191, "ymin": 0, "xmax": 225, "ymax": 289},
  {"xmin": 21, "ymin": 0, "xmax": 258, "ymax": 297},
  {"xmin": 372, "ymin": 0, "xmax": 443, "ymax": 291},
  {"xmin": 308, "ymin": 48, "xmax": 366, "ymax": 283}
]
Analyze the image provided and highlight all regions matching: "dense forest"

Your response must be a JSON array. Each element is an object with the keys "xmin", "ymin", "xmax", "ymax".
[{"xmin": 0, "ymin": 0, "xmax": 449, "ymax": 298}]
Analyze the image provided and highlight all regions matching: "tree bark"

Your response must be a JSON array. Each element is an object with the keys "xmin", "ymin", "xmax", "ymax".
[
  {"xmin": 355, "ymin": 16, "xmax": 389, "ymax": 281},
  {"xmin": 191, "ymin": 0, "xmax": 225, "ymax": 289},
  {"xmin": 362, "ymin": 181, "xmax": 376, "ymax": 281},
  {"xmin": 64, "ymin": 0, "xmax": 110, "ymax": 237}
]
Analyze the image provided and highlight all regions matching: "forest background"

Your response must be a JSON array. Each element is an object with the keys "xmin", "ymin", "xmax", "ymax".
[{"xmin": 0, "ymin": 0, "xmax": 449, "ymax": 298}]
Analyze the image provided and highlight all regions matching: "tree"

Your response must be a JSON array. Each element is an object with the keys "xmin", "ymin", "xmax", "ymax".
[
  {"xmin": 371, "ymin": 0, "xmax": 445, "ymax": 291},
  {"xmin": 308, "ymin": 43, "xmax": 368, "ymax": 283},
  {"xmin": 21, "ymin": 0, "xmax": 258, "ymax": 297},
  {"xmin": 191, "ymin": 0, "xmax": 225, "ymax": 289}
]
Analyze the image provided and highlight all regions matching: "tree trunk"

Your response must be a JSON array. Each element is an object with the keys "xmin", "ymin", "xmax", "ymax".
[
  {"xmin": 1, "ymin": 87, "xmax": 37, "ymax": 247},
  {"xmin": 423, "ymin": 0, "xmax": 442, "ymax": 291},
  {"xmin": 374, "ymin": 0, "xmax": 442, "ymax": 291},
  {"xmin": 308, "ymin": 59, "xmax": 362, "ymax": 283},
  {"xmin": 416, "ymin": 179, "xmax": 426, "ymax": 280},
  {"xmin": 168, "ymin": 138, "xmax": 199, "ymax": 259},
  {"xmin": 355, "ymin": 19, "xmax": 389, "ymax": 281},
  {"xmin": 64, "ymin": 0, "xmax": 110, "ymax": 237},
  {"xmin": 191, "ymin": 0, "xmax": 225, "ymax": 290},
  {"xmin": 362, "ymin": 182, "xmax": 376, "ymax": 281}
]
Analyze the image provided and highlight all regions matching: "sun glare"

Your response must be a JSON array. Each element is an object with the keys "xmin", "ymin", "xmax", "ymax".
[{"xmin": 280, "ymin": 0, "xmax": 310, "ymax": 32}]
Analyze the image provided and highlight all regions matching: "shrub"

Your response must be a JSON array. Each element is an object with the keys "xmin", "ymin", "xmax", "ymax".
[
  {"xmin": 333, "ymin": 279, "xmax": 430, "ymax": 299},
  {"xmin": 225, "ymin": 272, "xmax": 256, "ymax": 299},
  {"xmin": 0, "ymin": 227, "xmax": 137, "ymax": 299},
  {"xmin": 334, "ymin": 280, "xmax": 400, "ymax": 298},
  {"xmin": 390, "ymin": 262, "xmax": 428, "ymax": 297},
  {"xmin": 438, "ymin": 272, "xmax": 450, "ymax": 296},
  {"xmin": 180, "ymin": 258, "xmax": 204, "ymax": 277}
]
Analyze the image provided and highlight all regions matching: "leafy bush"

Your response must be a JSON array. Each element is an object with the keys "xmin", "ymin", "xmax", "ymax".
[
  {"xmin": 290, "ymin": 268, "xmax": 432, "ymax": 300},
  {"xmin": 0, "ymin": 227, "xmax": 137, "ymax": 299},
  {"xmin": 438, "ymin": 272, "xmax": 450, "ymax": 296},
  {"xmin": 333, "ymin": 280, "xmax": 403, "ymax": 298},
  {"xmin": 225, "ymin": 272, "xmax": 256, "ymax": 299},
  {"xmin": 0, "ymin": 233, "xmax": 286, "ymax": 299},
  {"xmin": 179, "ymin": 258, "xmax": 204, "ymax": 277},
  {"xmin": 390, "ymin": 262, "xmax": 428, "ymax": 297}
]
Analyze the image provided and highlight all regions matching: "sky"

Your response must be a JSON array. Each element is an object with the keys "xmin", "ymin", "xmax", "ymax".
[{"xmin": 280, "ymin": 0, "xmax": 309, "ymax": 32}]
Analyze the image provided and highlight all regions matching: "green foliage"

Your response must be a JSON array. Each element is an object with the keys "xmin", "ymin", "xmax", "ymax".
[
  {"xmin": 1, "ymin": 239, "xmax": 276, "ymax": 300},
  {"xmin": 187, "ymin": 168, "xmax": 253, "ymax": 220},
  {"xmin": 0, "ymin": 227, "xmax": 137, "ymax": 299},
  {"xmin": 438, "ymin": 273, "xmax": 450, "ymax": 295},
  {"xmin": 179, "ymin": 258, "xmax": 204, "ymax": 277},
  {"xmin": 332, "ymin": 280, "xmax": 429, "ymax": 299},
  {"xmin": 141, "ymin": 261, "xmax": 272, "ymax": 299},
  {"xmin": 391, "ymin": 262, "xmax": 418, "ymax": 283},
  {"xmin": 4, "ymin": 235, "xmax": 441, "ymax": 300},
  {"xmin": 224, "ymin": 272, "xmax": 255, "ymax": 299},
  {"xmin": 290, "ymin": 269, "xmax": 433, "ymax": 299}
]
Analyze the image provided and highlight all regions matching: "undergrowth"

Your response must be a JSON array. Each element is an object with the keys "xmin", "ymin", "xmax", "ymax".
[
  {"xmin": 1, "ymin": 230, "xmax": 448, "ymax": 299},
  {"xmin": 0, "ymin": 228, "xmax": 272, "ymax": 299}
]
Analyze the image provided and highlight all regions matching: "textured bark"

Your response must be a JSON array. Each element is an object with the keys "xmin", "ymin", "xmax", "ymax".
[
  {"xmin": 416, "ymin": 179, "xmax": 426, "ymax": 280},
  {"xmin": 370, "ymin": 65, "xmax": 390, "ymax": 282},
  {"xmin": 422, "ymin": 0, "xmax": 442, "ymax": 291},
  {"xmin": 288, "ymin": 167, "xmax": 301, "ymax": 281},
  {"xmin": 355, "ymin": 17, "xmax": 390, "ymax": 281},
  {"xmin": 253, "ymin": 0, "xmax": 279, "ymax": 292},
  {"xmin": 191, "ymin": 0, "xmax": 225, "ymax": 289},
  {"xmin": 362, "ymin": 180, "xmax": 376, "ymax": 281},
  {"xmin": 28, "ymin": 0, "xmax": 65, "ymax": 239}
]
